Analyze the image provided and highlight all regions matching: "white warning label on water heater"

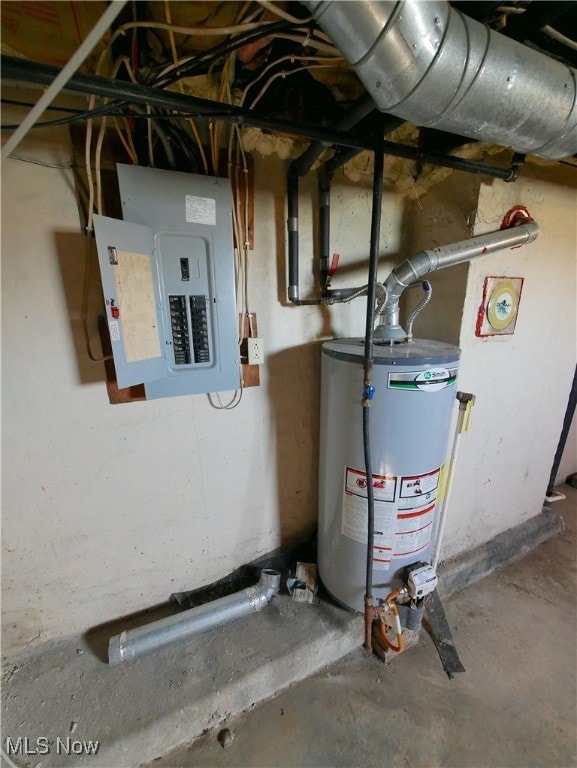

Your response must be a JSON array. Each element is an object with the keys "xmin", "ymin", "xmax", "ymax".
[
  {"xmin": 341, "ymin": 466, "xmax": 440, "ymax": 569},
  {"xmin": 400, "ymin": 468, "xmax": 439, "ymax": 501},
  {"xmin": 342, "ymin": 467, "xmax": 397, "ymax": 571},
  {"xmin": 394, "ymin": 503, "xmax": 435, "ymax": 558}
]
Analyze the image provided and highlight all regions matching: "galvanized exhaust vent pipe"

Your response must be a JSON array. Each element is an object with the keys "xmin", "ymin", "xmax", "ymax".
[
  {"xmin": 108, "ymin": 569, "xmax": 281, "ymax": 666},
  {"xmin": 305, "ymin": 0, "xmax": 577, "ymax": 160},
  {"xmin": 375, "ymin": 214, "xmax": 539, "ymax": 342}
]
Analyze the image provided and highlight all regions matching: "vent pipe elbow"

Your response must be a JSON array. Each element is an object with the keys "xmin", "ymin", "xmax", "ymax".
[
  {"xmin": 375, "ymin": 219, "xmax": 539, "ymax": 342},
  {"xmin": 108, "ymin": 569, "xmax": 281, "ymax": 666},
  {"xmin": 305, "ymin": 1, "xmax": 577, "ymax": 160}
]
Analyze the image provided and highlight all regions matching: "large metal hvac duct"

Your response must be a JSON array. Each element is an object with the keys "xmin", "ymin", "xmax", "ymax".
[{"xmin": 305, "ymin": 0, "xmax": 577, "ymax": 160}]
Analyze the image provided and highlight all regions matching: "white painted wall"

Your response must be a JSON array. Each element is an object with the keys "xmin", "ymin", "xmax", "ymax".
[
  {"xmin": 1, "ymin": 132, "xmax": 401, "ymax": 651},
  {"xmin": 2, "ymin": 132, "xmax": 575, "ymax": 652},
  {"xmin": 439, "ymin": 162, "xmax": 577, "ymax": 560}
]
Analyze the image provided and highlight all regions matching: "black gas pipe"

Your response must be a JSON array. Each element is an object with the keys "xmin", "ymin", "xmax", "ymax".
[{"xmin": 362, "ymin": 122, "xmax": 385, "ymax": 652}]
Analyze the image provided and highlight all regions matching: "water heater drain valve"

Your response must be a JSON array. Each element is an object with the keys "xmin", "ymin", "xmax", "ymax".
[{"xmin": 407, "ymin": 563, "xmax": 438, "ymax": 602}]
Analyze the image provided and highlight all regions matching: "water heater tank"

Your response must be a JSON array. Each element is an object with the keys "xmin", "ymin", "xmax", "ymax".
[{"xmin": 319, "ymin": 338, "xmax": 460, "ymax": 611}]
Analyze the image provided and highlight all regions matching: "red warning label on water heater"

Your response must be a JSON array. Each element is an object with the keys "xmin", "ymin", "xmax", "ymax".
[
  {"xmin": 341, "ymin": 466, "xmax": 440, "ymax": 570},
  {"xmin": 345, "ymin": 467, "xmax": 397, "ymax": 502}
]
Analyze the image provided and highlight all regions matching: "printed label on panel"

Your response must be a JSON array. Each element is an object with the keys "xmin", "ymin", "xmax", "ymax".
[{"xmin": 185, "ymin": 195, "xmax": 216, "ymax": 226}]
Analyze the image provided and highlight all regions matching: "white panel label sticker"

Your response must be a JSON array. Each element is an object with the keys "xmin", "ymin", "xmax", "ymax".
[
  {"xmin": 185, "ymin": 195, "xmax": 216, "ymax": 226},
  {"xmin": 113, "ymin": 250, "xmax": 161, "ymax": 363},
  {"xmin": 108, "ymin": 320, "xmax": 120, "ymax": 341}
]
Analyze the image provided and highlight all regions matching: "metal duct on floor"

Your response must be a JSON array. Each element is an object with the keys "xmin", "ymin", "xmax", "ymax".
[
  {"xmin": 304, "ymin": 0, "xmax": 577, "ymax": 160},
  {"xmin": 108, "ymin": 569, "xmax": 281, "ymax": 666}
]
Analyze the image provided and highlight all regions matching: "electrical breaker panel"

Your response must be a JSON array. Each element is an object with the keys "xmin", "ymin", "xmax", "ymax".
[{"xmin": 93, "ymin": 165, "xmax": 240, "ymax": 399}]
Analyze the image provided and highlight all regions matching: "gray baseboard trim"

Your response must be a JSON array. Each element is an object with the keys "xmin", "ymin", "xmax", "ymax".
[{"xmin": 438, "ymin": 506, "xmax": 564, "ymax": 599}]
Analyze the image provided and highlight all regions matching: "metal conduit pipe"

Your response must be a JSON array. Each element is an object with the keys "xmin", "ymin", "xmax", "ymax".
[
  {"xmin": 287, "ymin": 166, "xmax": 302, "ymax": 302},
  {"xmin": 294, "ymin": 93, "xmax": 377, "ymax": 177},
  {"xmin": 304, "ymin": 0, "xmax": 577, "ymax": 160},
  {"xmin": 2, "ymin": 56, "xmax": 525, "ymax": 181},
  {"xmin": 319, "ymin": 116, "xmax": 406, "ymax": 182},
  {"xmin": 317, "ymin": 116, "xmax": 405, "ymax": 291},
  {"xmin": 108, "ymin": 569, "xmax": 281, "ymax": 666},
  {"xmin": 375, "ymin": 219, "xmax": 539, "ymax": 342},
  {"xmin": 319, "ymin": 175, "xmax": 331, "ymax": 287},
  {"xmin": 362, "ymin": 128, "xmax": 386, "ymax": 652},
  {"xmin": 289, "ymin": 96, "xmax": 380, "ymax": 302}
]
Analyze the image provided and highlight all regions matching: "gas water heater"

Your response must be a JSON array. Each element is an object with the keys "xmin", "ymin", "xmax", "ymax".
[
  {"xmin": 317, "ymin": 209, "xmax": 539, "ymax": 613},
  {"xmin": 319, "ymin": 338, "xmax": 459, "ymax": 611}
]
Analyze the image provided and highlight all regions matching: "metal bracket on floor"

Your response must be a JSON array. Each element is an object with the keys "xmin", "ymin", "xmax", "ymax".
[{"xmin": 423, "ymin": 589, "xmax": 466, "ymax": 680}]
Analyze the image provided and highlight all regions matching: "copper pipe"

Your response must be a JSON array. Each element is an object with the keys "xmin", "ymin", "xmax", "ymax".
[
  {"xmin": 377, "ymin": 589, "xmax": 405, "ymax": 653},
  {"xmin": 363, "ymin": 597, "xmax": 375, "ymax": 652}
]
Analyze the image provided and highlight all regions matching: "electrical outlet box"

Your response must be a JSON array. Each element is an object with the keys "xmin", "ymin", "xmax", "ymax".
[
  {"xmin": 93, "ymin": 165, "xmax": 240, "ymax": 399},
  {"xmin": 247, "ymin": 337, "xmax": 264, "ymax": 365}
]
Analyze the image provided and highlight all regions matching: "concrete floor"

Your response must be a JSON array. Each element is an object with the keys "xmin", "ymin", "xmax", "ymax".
[
  {"xmin": 150, "ymin": 485, "xmax": 577, "ymax": 768},
  {"xmin": 1, "ymin": 488, "xmax": 574, "ymax": 768}
]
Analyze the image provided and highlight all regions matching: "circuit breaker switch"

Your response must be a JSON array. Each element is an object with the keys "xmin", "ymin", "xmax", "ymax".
[{"xmin": 180, "ymin": 257, "xmax": 190, "ymax": 281}]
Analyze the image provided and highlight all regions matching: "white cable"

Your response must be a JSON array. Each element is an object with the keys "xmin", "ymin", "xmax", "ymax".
[
  {"xmin": 208, "ymin": 384, "xmax": 243, "ymax": 410},
  {"xmin": 542, "ymin": 25, "xmax": 577, "ymax": 52},
  {"xmin": 248, "ymin": 64, "xmax": 335, "ymax": 109},
  {"xmin": 147, "ymin": 105, "xmax": 155, "ymax": 167},
  {"xmin": 271, "ymin": 33, "xmax": 338, "ymax": 55},
  {"xmin": 256, "ymin": 0, "xmax": 313, "ymax": 24},
  {"xmin": 496, "ymin": 5, "xmax": 526, "ymax": 12},
  {"xmin": 95, "ymin": 56, "xmax": 138, "ymax": 215},
  {"xmin": 85, "ymin": 97, "xmax": 96, "ymax": 232},
  {"xmin": 109, "ymin": 18, "xmax": 277, "ymax": 48},
  {"xmin": 155, "ymin": 31, "xmax": 337, "ymax": 82},
  {"xmin": 1, "ymin": 0, "xmax": 128, "ymax": 163},
  {"xmin": 235, "ymin": 127, "xmax": 250, "ymax": 319},
  {"xmin": 239, "ymin": 54, "xmax": 342, "ymax": 106},
  {"xmin": 226, "ymin": 121, "xmax": 245, "ymax": 345}
]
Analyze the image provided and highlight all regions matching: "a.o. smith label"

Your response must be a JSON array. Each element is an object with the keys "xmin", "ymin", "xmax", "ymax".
[{"xmin": 388, "ymin": 367, "xmax": 458, "ymax": 392}]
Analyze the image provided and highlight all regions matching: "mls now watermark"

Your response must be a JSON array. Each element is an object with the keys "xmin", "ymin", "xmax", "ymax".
[{"xmin": 4, "ymin": 736, "xmax": 100, "ymax": 757}]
